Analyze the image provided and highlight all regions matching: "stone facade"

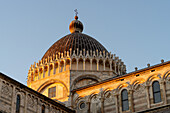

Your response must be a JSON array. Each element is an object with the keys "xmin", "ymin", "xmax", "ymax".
[
  {"xmin": 0, "ymin": 72, "xmax": 75, "ymax": 113},
  {"xmin": 71, "ymin": 61, "xmax": 170, "ymax": 113},
  {"xmin": 27, "ymin": 48, "xmax": 126, "ymax": 103}
]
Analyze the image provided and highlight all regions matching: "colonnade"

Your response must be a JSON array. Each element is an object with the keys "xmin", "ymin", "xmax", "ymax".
[{"xmin": 27, "ymin": 50, "xmax": 126, "ymax": 85}]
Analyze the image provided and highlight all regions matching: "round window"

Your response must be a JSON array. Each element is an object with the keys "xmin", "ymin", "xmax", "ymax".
[{"xmin": 79, "ymin": 102, "xmax": 85, "ymax": 110}]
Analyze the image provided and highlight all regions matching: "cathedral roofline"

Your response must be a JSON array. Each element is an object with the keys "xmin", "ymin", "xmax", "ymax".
[
  {"xmin": 71, "ymin": 60, "xmax": 170, "ymax": 92},
  {"xmin": 0, "ymin": 72, "xmax": 75, "ymax": 113}
]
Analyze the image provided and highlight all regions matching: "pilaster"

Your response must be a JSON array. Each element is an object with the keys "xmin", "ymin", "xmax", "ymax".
[
  {"xmin": 97, "ymin": 59, "xmax": 99, "ymax": 71},
  {"xmin": 24, "ymin": 92, "xmax": 27, "ymax": 113},
  {"xmin": 161, "ymin": 81, "xmax": 167, "ymax": 104},
  {"xmin": 11, "ymin": 85, "xmax": 16, "ymax": 113},
  {"xmin": 103, "ymin": 60, "xmax": 105, "ymax": 71},
  {"xmin": 90, "ymin": 59, "xmax": 92, "ymax": 70},
  {"xmin": 64, "ymin": 60, "xmax": 66, "ymax": 71},
  {"xmin": 77, "ymin": 59, "xmax": 79, "ymax": 70},
  {"xmin": 114, "ymin": 94, "xmax": 119, "ymax": 113},
  {"xmin": 146, "ymin": 85, "xmax": 151, "ymax": 108},
  {"xmin": 83, "ymin": 59, "xmax": 85, "ymax": 70},
  {"xmin": 110, "ymin": 61, "xmax": 112, "ymax": 71},
  {"xmin": 129, "ymin": 90, "xmax": 134, "ymax": 112}
]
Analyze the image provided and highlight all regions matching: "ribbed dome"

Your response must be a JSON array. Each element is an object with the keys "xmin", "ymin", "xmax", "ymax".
[{"xmin": 42, "ymin": 33, "xmax": 108, "ymax": 60}]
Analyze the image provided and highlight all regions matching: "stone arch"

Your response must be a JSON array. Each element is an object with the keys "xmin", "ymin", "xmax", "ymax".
[
  {"xmin": 92, "ymin": 59, "xmax": 97, "ymax": 70},
  {"xmin": 66, "ymin": 59, "xmax": 70, "ymax": 71},
  {"xmin": 103, "ymin": 89, "xmax": 112, "ymax": 98},
  {"xmin": 89, "ymin": 93, "xmax": 101, "ymax": 113},
  {"xmin": 103, "ymin": 89, "xmax": 115, "ymax": 112},
  {"xmin": 49, "ymin": 64, "xmax": 53, "ymax": 70},
  {"xmin": 105, "ymin": 59, "xmax": 110, "ymax": 71},
  {"xmin": 74, "ymin": 96, "xmax": 87, "ymax": 111},
  {"xmin": 163, "ymin": 70, "xmax": 170, "ymax": 104},
  {"xmin": 131, "ymin": 78, "xmax": 145, "ymax": 90},
  {"xmin": 99, "ymin": 59, "xmax": 103, "ymax": 71},
  {"xmin": 146, "ymin": 73, "xmax": 162, "ymax": 86},
  {"xmin": 71, "ymin": 75, "xmax": 101, "ymax": 90},
  {"xmin": 163, "ymin": 70, "xmax": 170, "ymax": 80},
  {"xmin": 72, "ymin": 58, "xmax": 77, "ymax": 70},
  {"xmin": 34, "ymin": 69, "xmax": 38, "ymax": 81},
  {"xmin": 49, "ymin": 64, "xmax": 54, "ymax": 76},
  {"xmin": 115, "ymin": 83, "xmax": 131, "ymax": 94},
  {"xmin": 88, "ymin": 93, "xmax": 98, "ymax": 102},
  {"xmin": 15, "ymin": 90, "xmax": 25, "ymax": 108},
  {"xmin": 132, "ymin": 78, "xmax": 147, "ymax": 111},
  {"xmin": 60, "ymin": 60, "xmax": 64, "ymax": 72},
  {"xmin": 44, "ymin": 65, "xmax": 48, "ymax": 78},
  {"xmin": 78, "ymin": 58, "xmax": 83, "ymax": 70},
  {"xmin": 37, "ymin": 79, "xmax": 68, "ymax": 94},
  {"xmin": 74, "ymin": 96, "xmax": 83, "ymax": 107},
  {"xmin": 38, "ymin": 67, "xmax": 43, "ymax": 79},
  {"xmin": 112, "ymin": 60, "xmax": 115, "ymax": 71},
  {"xmin": 54, "ymin": 61, "xmax": 59, "ymax": 74},
  {"xmin": 85, "ymin": 58, "xmax": 90, "ymax": 70}
]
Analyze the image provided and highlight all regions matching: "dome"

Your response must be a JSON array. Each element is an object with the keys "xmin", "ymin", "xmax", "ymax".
[
  {"xmin": 42, "ymin": 15, "xmax": 109, "ymax": 60},
  {"xmin": 42, "ymin": 33, "xmax": 108, "ymax": 59}
]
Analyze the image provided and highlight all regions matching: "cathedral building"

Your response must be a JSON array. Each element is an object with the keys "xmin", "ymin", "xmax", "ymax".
[
  {"xmin": 26, "ymin": 13, "xmax": 170, "ymax": 113},
  {"xmin": 0, "ymin": 72, "xmax": 75, "ymax": 113},
  {"xmin": 0, "ymin": 12, "xmax": 169, "ymax": 113}
]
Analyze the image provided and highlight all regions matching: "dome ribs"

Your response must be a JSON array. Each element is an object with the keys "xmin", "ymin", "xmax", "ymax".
[
  {"xmin": 65, "ymin": 34, "xmax": 71, "ymax": 52},
  {"xmin": 84, "ymin": 35, "xmax": 89, "ymax": 54},
  {"xmin": 70, "ymin": 35, "xmax": 74, "ymax": 55},
  {"xmin": 81, "ymin": 36, "xmax": 85, "ymax": 53},
  {"xmin": 61, "ymin": 35, "xmax": 69, "ymax": 53},
  {"xmin": 42, "ymin": 33, "xmax": 108, "ymax": 59}
]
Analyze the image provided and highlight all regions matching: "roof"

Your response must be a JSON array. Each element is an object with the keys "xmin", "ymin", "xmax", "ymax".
[
  {"xmin": 72, "ymin": 60, "xmax": 170, "ymax": 92},
  {"xmin": 42, "ymin": 32, "xmax": 108, "ymax": 59}
]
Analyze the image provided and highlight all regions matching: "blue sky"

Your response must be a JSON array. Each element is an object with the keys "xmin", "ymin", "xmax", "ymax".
[{"xmin": 0, "ymin": 0, "xmax": 170, "ymax": 85}]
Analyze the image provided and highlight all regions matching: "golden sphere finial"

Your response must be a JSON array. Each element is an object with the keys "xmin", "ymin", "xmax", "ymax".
[{"xmin": 69, "ymin": 9, "xmax": 83, "ymax": 33}]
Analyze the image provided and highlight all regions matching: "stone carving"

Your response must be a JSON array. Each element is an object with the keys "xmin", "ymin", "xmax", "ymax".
[
  {"xmin": 104, "ymin": 91, "xmax": 113, "ymax": 103},
  {"xmin": 134, "ymin": 83, "xmax": 145, "ymax": 96},
  {"xmin": 90, "ymin": 94, "xmax": 101, "ymax": 113},
  {"xmin": 1, "ymin": 83, "xmax": 12, "ymax": 97},
  {"xmin": 27, "ymin": 95, "xmax": 34, "ymax": 108}
]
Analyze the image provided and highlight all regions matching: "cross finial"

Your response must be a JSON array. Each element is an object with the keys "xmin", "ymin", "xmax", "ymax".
[{"xmin": 74, "ymin": 9, "xmax": 78, "ymax": 16}]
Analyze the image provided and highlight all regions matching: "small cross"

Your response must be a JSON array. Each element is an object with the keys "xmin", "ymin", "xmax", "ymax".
[{"xmin": 74, "ymin": 9, "xmax": 78, "ymax": 16}]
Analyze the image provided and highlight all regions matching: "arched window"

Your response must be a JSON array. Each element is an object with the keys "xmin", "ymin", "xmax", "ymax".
[
  {"xmin": 121, "ymin": 89, "xmax": 129, "ymax": 111},
  {"xmin": 16, "ymin": 95, "xmax": 20, "ymax": 113},
  {"xmin": 42, "ymin": 105, "xmax": 45, "ymax": 113},
  {"xmin": 152, "ymin": 81, "xmax": 161, "ymax": 103}
]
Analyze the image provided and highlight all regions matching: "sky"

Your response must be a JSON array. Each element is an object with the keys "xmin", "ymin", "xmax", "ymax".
[{"xmin": 0, "ymin": 0, "xmax": 170, "ymax": 85}]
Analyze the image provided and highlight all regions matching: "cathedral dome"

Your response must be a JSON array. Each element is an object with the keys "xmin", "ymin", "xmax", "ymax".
[
  {"xmin": 42, "ymin": 15, "xmax": 108, "ymax": 60},
  {"xmin": 42, "ymin": 32, "xmax": 108, "ymax": 60}
]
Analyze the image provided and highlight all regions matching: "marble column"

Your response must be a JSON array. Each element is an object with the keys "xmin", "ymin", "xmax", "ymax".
[{"xmin": 83, "ymin": 59, "xmax": 85, "ymax": 70}]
